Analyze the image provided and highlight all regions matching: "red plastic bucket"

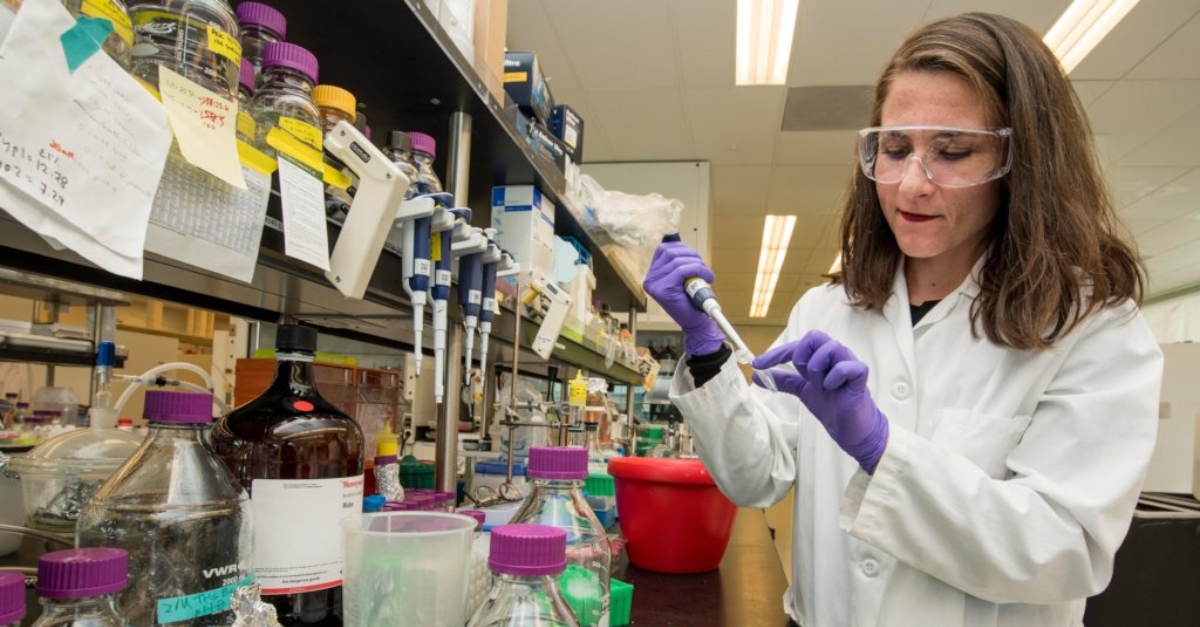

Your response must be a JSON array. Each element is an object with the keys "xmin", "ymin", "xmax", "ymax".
[{"xmin": 607, "ymin": 457, "xmax": 737, "ymax": 573}]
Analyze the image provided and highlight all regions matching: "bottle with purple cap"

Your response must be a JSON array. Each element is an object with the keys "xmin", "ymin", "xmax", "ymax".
[
  {"xmin": 235, "ymin": 1, "xmax": 286, "ymax": 77},
  {"xmin": 249, "ymin": 41, "xmax": 323, "ymax": 157},
  {"xmin": 77, "ymin": 391, "xmax": 252, "ymax": 627},
  {"xmin": 509, "ymin": 447, "xmax": 611, "ymax": 627},
  {"xmin": 237, "ymin": 58, "xmax": 257, "ymax": 144},
  {"xmin": 0, "ymin": 571, "xmax": 25, "ymax": 627},
  {"xmin": 467, "ymin": 524, "xmax": 580, "ymax": 627},
  {"xmin": 126, "ymin": 0, "xmax": 241, "ymax": 99},
  {"xmin": 31, "ymin": 547, "xmax": 129, "ymax": 626},
  {"xmin": 408, "ymin": 132, "xmax": 443, "ymax": 196}
]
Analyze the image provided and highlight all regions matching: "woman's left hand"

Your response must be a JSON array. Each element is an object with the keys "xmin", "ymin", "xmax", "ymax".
[{"xmin": 753, "ymin": 330, "xmax": 890, "ymax": 473}]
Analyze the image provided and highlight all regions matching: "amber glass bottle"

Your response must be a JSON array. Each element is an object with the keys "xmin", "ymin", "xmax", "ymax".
[{"xmin": 211, "ymin": 325, "xmax": 364, "ymax": 626}]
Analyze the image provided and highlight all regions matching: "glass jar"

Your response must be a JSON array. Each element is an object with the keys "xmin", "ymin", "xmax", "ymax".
[
  {"xmin": 234, "ymin": 0, "xmax": 284, "ymax": 77},
  {"xmin": 127, "ymin": 0, "xmax": 240, "ymax": 99},
  {"xmin": 467, "ymin": 524, "xmax": 579, "ymax": 627},
  {"xmin": 249, "ymin": 42, "xmax": 321, "ymax": 158},
  {"xmin": 32, "ymin": 548, "xmax": 129, "ymax": 627},
  {"xmin": 60, "ymin": 0, "xmax": 133, "ymax": 68}
]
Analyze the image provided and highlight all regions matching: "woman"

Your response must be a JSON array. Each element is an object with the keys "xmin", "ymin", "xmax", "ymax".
[{"xmin": 644, "ymin": 12, "xmax": 1162, "ymax": 627}]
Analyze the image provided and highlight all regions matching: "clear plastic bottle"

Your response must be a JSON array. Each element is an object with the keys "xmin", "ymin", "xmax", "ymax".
[
  {"xmin": 32, "ymin": 547, "xmax": 129, "ymax": 627},
  {"xmin": 467, "ymin": 524, "xmax": 580, "ymax": 627},
  {"xmin": 234, "ymin": 1, "xmax": 285, "ymax": 77},
  {"xmin": 384, "ymin": 131, "xmax": 420, "ymax": 199},
  {"xmin": 408, "ymin": 131, "xmax": 443, "ymax": 195},
  {"xmin": 509, "ymin": 447, "xmax": 611, "ymax": 627},
  {"xmin": 210, "ymin": 325, "xmax": 365, "ymax": 627},
  {"xmin": 127, "ymin": 0, "xmax": 240, "ymax": 99},
  {"xmin": 0, "ymin": 571, "xmax": 24, "ymax": 627},
  {"xmin": 249, "ymin": 42, "xmax": 322, "ymax": 158},
  {"xmin": 59, "ymin": 0, "xmax": 133, "ymax": 68},
  {"xmin": 77, "ymin": 390, "xmax": 252, "ymax": 627}
]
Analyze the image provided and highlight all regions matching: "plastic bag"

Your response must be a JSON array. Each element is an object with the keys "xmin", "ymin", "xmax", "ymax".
[{"xmin": 575, "ymin": 174, "xmax": 683, "ymax": 279}]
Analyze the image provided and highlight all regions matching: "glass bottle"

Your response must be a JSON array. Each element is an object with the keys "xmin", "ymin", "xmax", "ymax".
[
  {"xmin": 467, "ymin": 524, "xmax": 579, "ymax": 627},
  {"xmin": 0, "ymin": 571, "xmax": 24, "ymax": 627},
  {"xmin": 32, "ymin": 547, "xmax": 129, "ymax": 627},
  {"xmin": 126, "ymin": 0, "xmax": 240, "ymax": 99},
  {"xmin": 60, "ymin": 0, "xmax": 133, "ymax": 69},
  {"xmin": 509, "ymin": 447, "xmax": 611, "ymax": 627},
  {"xmin": 249, "ymin": 42, "xmax": 322, "ymax": 158},
  {"xmin": 237, "ymin": 58, "xmax": 256, "ymax": 144},
  {"xmin": 234, "ymin": 1, "xmax": 285, "ymax": 78},
  {"xmin": 211, "ymin": 325, "xmax": 365, "ymax": 627},
  {"xmin": 384, "ymin": 131, "xmax": 421, "ymax": 200},
  {"xmin": 77, "ymin": 390, "xmax": 252, "ymax": 627},
  {"xmin": 314, "ymin": 84, "xmax": 358, "ymax": 219},
  {"xmin": 407, "ymin": 132, "xmax": 443, "ymax": 195}
]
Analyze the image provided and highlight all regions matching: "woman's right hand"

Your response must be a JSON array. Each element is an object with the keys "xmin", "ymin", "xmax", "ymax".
[{"xmin": 643, "ymin": 240, "xmax": 725, "ymax": 356}]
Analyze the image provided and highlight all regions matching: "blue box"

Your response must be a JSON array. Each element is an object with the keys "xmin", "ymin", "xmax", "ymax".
[
  {"xmin": 504, "ymin": 51, "xmax": 555, "ymax": 124},
  {"xmin": 549, "ymin": 104, "xmax": 584, "ymax": 163},
  {"xmin": 528, "ymin": 122, "xmax": 568, "ymax": 173}
]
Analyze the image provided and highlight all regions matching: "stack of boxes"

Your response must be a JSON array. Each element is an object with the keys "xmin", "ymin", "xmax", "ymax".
[{"xmin": 503, "ymin": 51, "xmax": 586, "ymax": 175}]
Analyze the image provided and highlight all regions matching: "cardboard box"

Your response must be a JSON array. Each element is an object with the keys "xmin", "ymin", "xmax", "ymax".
[
  {"xmin": 491, "ymin": 185, "xmax": 556, "ymax": 281},
  {"xmin": 504, "ymin": 51, "xmax": 554, "ymax": 123},
  {"xmin": 528, "ymin": 122, "xmax": 568, "ymax": 173},
  {"xmin": 473, "ymin": 0, "xmax": 507, "ymax": 100},
  {"xmin": 549, "ymin": 104, "xmax": 584, "ymax": 163}
]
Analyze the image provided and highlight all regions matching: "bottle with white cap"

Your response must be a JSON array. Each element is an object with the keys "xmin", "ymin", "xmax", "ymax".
[{"xmin": 31, "ymin": 547, "xmax": 129, "ymax": 627}]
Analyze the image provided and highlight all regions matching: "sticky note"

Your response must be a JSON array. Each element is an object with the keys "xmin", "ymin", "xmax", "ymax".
[
  {"xmin": 159, "ymin": 65, "xmax": 246, "ymax": 189},
  {"xmin": 59, "ymin": 14, "xmax": 112, "ymax": 72}
]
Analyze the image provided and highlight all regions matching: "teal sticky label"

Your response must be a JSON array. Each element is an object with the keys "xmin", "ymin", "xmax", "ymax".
[
  {"xmin": 156, "ymin": 576, "xmax": 254, "ymax": 623},
  {"xmin": 59, "ymin": 15, "xmax": 113, "ymax": 72}
]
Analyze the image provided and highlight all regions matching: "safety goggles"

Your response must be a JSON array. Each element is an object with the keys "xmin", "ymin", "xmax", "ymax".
[{"xmin": 857, "ymin": 125, "xmax": 1013, "ymax": 188}]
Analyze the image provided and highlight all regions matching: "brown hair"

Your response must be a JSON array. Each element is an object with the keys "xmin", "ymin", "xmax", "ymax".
[{"xmin": 832, "ymin": 12, "xmax": 1145, "ymax": 350}]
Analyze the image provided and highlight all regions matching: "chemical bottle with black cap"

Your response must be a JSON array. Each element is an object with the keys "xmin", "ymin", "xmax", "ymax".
[{"xmin": 211, "ymin": 324, "xmax": 365, "ymax": 627}]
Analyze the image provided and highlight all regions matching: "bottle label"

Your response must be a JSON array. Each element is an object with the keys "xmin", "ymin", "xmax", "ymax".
[
  {"xmin": 279, "ymin": 117, "xmax": 323, "ymax": 152},
  {"xmin": 81, "ymin": 0, "xmax": 133, "ymax": 46},
  {"xmin": 156, "ymin": 575, "xmax": 254, "ymax": 623},
  {"xmin": 206, "ymin": 24, "xmax": 242, "ymax": 64},
  {"xmin": 436, "ymin": 269, "xmax": 452, "ymax": 287},
  {"xmin": 414, "ymin": 258, "xmax": 432, "ymax": 277},
  {"xmin": 250, "ymin": 475, "xmax": 365, "ymax": 595},
  {"xmin": 236, "ymin": 110, "xmax": 256, "ymax": 141}
]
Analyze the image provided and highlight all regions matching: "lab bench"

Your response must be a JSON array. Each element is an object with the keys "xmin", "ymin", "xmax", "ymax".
[{"xmin": 621, "ymin": 508, "xmax": 792, "ymax": 627}]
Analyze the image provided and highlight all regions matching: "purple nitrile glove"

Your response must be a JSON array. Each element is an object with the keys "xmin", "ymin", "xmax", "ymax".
[
  {"xmin": 753, "ymin": 330, "xmax": 890, "ymax": 473},
  {"xmin": 643, "ymin": 240, "xmax": 725, "ymax": 356}
]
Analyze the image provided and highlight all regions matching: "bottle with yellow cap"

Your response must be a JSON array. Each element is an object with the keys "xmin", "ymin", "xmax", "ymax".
[
  {"xmin": 314, "ymin": 84, "xmax": 358, "ymax": 218},
  {"xmin": 373, "ymin": 423, "xmax": 404, "ymax": 502}
]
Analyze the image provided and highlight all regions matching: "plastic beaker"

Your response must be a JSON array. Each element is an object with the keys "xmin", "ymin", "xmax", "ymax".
[{"xmin": 342, "ymin": 511, "xmax": 475, "ymax": 627}]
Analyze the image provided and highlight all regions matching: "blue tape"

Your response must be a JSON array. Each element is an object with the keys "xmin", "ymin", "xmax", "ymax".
[{"xmin": 60, "ymin": 15, "xmax": 113, "ymax": 73}]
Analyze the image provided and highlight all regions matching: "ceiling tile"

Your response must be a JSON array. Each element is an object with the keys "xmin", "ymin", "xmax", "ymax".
[
  {"xmin": 1123, "ymin": 168, "xmax": 1200, "ymax": 221},
  {"xmin": 791, "ymin": 216, "xmax": 837, "ymax": 250},
  {"xmin": 711, "ymin": 166, "xmax": 772, "ymax": 210},
  {"xmin": 1084, "ymin": 80, "xmax": 1200, "ymax": 161},
  {"xmin": 1145, "ymin": 234, "xmax": 1200, "ymax": 275},
  {"xmin": 774, "ymin": 130, "xmax": 859, "ymax": 166},
  {"xmin": 507, "ymin": 0, "xmax": 582, "ymax": 90},
  {"xmin": 671, "ymin": 0, "xmax": 735, "ymax": 88},
  {"xmin": 1137, "ymin": 216, "xmax": 1200, "ymax": 256},
  {"xmin": 711, "ymin": 247, "xmax": 762, "ymax": 274},
  {"xmin": 711, "ymin": 214, "xmax": 766, "ymax": 247},
  {"xmin": 588, "ymin": 89, "xmax": 692, "ymax": 161},
  {"xmin": 1123, "ymin": 216, "xmax": 1171, "ymax": 236},
  {"xmin": 546, "ymin": 88, "xmax": 616, "ymax": 163},
  {"xmin": 1072, "ymin": 0, "xmax": 1200, "ymax": 81},
  {"xmin": 923, "ymin": 0, "xmax": 1071, "ymax": 33},
  {"xmin": 1148, "ymin": 262, "xmax": 1200, "ymax": 296},
  {"xmin": 1117, "ymin": 107, "xmax": 1200, "ymax": 168},
  {"xmin": 542, "ymin": 0, "xmax": 680, "ymax": 91},
  {"xmin": 788, "ymin": 0, "xmax": 931, "ymax": 87},
  {"xmin": 1072, "ymin": 80, "xmax": 1116, "ymax": 107},
  {"xmin": 767, "ymin": 165, "xmax": 850, "ymax": 215},
  {"xmin": 1127, "ymin": 12, "xmax": 1200, "ymax": 80},
  {"xmin": 1105, "ymin": 166, "xmax": 1192, "ymax": 209},
  {"xmin": 804, "ymin": 248, "xmax": 842, "ymax": 274},
  {"xmin": 686, "ymin": 87, "xmax": 787, "ymax": 165}
]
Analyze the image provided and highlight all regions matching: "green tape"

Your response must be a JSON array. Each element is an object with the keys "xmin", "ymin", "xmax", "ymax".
[
  {"xmin": 156, "ymin": 576, "xmax": 254, "ymax": 623},
  {"xmin": 59, "ymin": 15, "xmax": 113, "ymax": 72}
]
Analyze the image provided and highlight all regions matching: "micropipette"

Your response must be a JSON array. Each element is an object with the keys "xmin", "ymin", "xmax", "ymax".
[{"xmin": 661, "ymin": 233, "xmax": 781, "ymax": 390}]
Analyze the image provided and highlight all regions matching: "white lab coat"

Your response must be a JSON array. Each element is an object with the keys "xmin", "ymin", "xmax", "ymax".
[{"xmin": 670, "ymin": 262, "xmax": 1162, "ymax": 627}]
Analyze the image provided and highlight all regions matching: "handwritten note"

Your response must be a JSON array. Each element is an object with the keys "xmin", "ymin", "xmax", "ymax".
[
  {"xmin": 277, "ymin": 154, "xmax": 330, "ymax": 270},
  {"xmin": 0, "ymin": 0, "xmax": 171, "ymax": 278},
  {"xmin": 156, "ymin": 576, "xmax": 254, "ymax": 623},
  {"xmin": 160, "ymin": 65, "xmax": 245, "ymax": 188}
]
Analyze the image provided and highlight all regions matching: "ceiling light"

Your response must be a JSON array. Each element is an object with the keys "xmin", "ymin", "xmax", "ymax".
[
  {"xmin": 736, "ymin": 0, "xmax": 801, "ymax": 85},
  {"xmin": 1044, "ymin": 0, "xmax": 1141, "ymax": 74},
  {"xmin": 828, "ymin": 252, "xmax": 842, "ymax": 274},
  {"xmin": 750, "ymin": 214, "xmax": 797, "ymax": 317}
]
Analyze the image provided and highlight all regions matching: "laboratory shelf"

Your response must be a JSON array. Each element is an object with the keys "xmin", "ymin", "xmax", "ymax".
[
  {"xmin": 0, "ymin": 342, "xmax": 126, "ymax": 369},
  {"xmin": 0, "ymin": 268, "xmax": 129, "ymax": 307}
]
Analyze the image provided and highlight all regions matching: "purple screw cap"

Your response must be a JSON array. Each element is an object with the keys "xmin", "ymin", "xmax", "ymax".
[
  {"xmin": 236, "ymin": 2, "xmax": 287, "ymax": 38},
  {"xmin": 143, "ymin": 390, "xmax": 213, "ymax": 424},
  {"xmin": 239, "ymin": 59, "xmax": 255, "ymax": 93},
  {"xmin": 37, "ymin": 548, "xmax": 128, "ymax": 600},
  {"xmin": 0, "ymin": 572, "xmax": 25, "ymax": 625},
  {"xmin": 527, "ymin": 446, "xmax": 588, "ymax": 480},
  {"xmin": 489, "ymin": 525, "xmax": 567, "ymax": 577},
  {"xmin": 408, "ymin": 132, "xmax": 436, "ymax": 158},
  {"xmin": 261, "ymin": 42, "xmax": 318, "ymax": 83},
  {"xmin": 459, "ymin": 509, "xmax": 486, "ymax": 528}
]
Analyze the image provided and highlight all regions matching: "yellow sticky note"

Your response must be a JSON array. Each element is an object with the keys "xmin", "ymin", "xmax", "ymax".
[
  {"xmin": 504, "ymin": 71, "xmax": 527, "ymax": 83},
  {"xmin": 237, "ymin": 140, "xmax": 277, "ymax": 177},
  {"xmin": 159, "ymin": 66, "xmax": 246, "ymax": 189},
  {"xmin": 80, "ymin": 0, "xmax": 133, "ymax": 46},
  {"xmin": 206, "ymin": 24, "xmax": 241, "ymax": 63},
  {"xmin": 279, "ymin": 117, "xmax": 323, "ymax": 151}
]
